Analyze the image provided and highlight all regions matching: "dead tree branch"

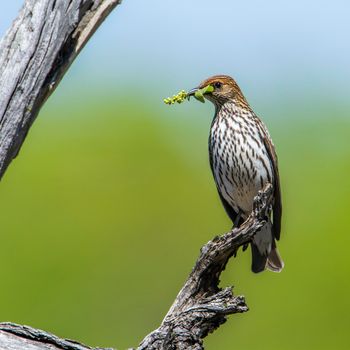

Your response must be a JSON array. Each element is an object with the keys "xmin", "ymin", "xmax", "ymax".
[
  {"xmin": 0, "ymin": 185, "xmax": 273, "ymax": 349},
  {"xmin": 0, "ymin": 0, "xmax": 122, "ymax": 179},
  {"xmin": 137, "ymin": 183, "xmax": 273, "ymax": 349}
]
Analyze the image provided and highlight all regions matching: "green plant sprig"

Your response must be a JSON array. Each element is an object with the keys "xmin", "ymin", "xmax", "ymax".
[
  {"xmin": 163, "ymin": 85, "xmax": 214, "ymax": 105},
  {"xmin": 163, "ymin": 90, "xmax": 188, "ymax": 105}
]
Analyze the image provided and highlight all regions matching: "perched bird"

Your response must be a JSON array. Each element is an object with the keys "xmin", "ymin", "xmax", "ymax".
[{"xmin": 188, "ymin": 75, "xmax": 283, "ymax": 273}]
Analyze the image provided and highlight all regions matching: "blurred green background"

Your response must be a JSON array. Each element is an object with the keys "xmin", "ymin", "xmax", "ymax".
[{"xmin": 1, "ymin": 1, "xmax": 350, "ymax": 350}]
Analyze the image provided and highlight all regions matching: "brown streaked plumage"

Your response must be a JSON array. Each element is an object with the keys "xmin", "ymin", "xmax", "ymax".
[{"xmin": 189, "ymin": 75, "xmax": 283, "ymax": 273}]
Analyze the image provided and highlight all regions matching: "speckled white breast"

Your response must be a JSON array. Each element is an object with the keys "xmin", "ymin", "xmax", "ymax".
[{"xmin": 209, "ymin": 103, "xmax": 274, "ymax": 216}]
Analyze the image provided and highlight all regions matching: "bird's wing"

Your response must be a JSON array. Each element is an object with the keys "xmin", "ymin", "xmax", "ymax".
[{"xmin": 255, "ymin": 117, "xmax": 282, "ymax": 240}]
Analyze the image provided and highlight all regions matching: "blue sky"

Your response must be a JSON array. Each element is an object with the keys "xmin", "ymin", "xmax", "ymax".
[{"xmin": 1, "ymin": 1, "xmax": 350, "ymax": 104}]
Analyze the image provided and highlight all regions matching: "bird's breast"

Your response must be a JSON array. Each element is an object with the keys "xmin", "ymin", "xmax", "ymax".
[{"xmin": 209, "ymin": 110, "xmax": 274, "ymax": 215}]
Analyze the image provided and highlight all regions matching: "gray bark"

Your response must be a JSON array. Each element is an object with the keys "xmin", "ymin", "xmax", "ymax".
[
  {"xmin": 0, "ymin": 1, "xmax": 274, "ymax": 349},
  {"xmin": 0, "ymin": 0, "xmax": 122, "ymax": 179}
]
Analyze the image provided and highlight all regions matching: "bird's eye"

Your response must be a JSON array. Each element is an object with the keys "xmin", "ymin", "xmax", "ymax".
[{"xmin": 214, "ymin": 82, "xmax": 222, "ymax": 89}]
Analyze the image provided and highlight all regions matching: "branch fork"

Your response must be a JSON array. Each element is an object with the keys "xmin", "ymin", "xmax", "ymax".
[{"xmin": 138, "ymin": 183, "xmax": 273, "ymax": 349}]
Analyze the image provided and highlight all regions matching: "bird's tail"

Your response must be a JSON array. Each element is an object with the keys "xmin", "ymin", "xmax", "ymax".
[
  {"xmin": 251, "ymin": 242, "xmax": 268, "ymax": 273},
  {"xmin": 266, "ymin": 245, "xmax": 284, "ymax": 272},
  {"xmin": 251, "ymin": 223, "xmax": 284, "ymax": 273},
  {"xmin": 251, "ymin": 242, "xmax": 284, "ymax": 273}
]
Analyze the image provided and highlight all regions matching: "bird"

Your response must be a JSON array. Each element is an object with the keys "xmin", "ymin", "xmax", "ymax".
[{"xmin": 188, "ymin": 75, "xmax": 284, "ymax": 273}]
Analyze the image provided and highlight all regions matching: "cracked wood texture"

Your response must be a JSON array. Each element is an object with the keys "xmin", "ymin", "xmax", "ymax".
[
  {"xmin": 0, "ymin": 185, "xmax": 273, "ymax": 350},
  {"xmin": 0, "ymin": 0, "xmax": 122, "ymax": 179}
]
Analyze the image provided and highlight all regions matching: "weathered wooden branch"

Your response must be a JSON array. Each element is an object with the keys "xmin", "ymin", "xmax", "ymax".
[
  {"xmin": 137, "ymin": 184, "xmax": 272, "ymax": 349},
  {"xmin": 0, "ymin": 185, "xmax": 273, "ymax": 350},
  {"xmin": 0, "ymin": 1, "xmax": 274, "ymax": 349},
  {"xmin": 0, "ymin": 0, "xmax": 122, "ymax": 179}
]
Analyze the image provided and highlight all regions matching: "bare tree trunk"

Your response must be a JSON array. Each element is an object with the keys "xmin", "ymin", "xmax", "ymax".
[
  {"xmin": 0, "ymin": 1, "xmax": 273, "ymax": 349},
  {"xmin": 0, "ymin": 0, "xmax": 121, "ymax": 179}
]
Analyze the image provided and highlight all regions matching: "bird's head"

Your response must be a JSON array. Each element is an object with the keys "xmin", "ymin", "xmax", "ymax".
[{"xmin": 188, "ymin": 75, "xmax": 248, "ymax": 108}]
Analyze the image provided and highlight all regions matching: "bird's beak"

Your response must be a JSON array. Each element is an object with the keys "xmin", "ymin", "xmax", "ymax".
[{"xmin": 187, "ymin": 87, "xmax": 199, "ymax": 97}]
